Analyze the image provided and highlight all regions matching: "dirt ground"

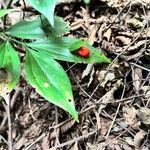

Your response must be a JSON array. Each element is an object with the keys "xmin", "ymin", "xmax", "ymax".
[{"xmin": 0, "ymin": 0, "xmax": 150, "ymax": 149}]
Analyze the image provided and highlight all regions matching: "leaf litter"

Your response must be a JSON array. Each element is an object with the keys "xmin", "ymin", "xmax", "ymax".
[{"xmin": 0, "ymin": 0, "xmax": 150, "ymax": 149}]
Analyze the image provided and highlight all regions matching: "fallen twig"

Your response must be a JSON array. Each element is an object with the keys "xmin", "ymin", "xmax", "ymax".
[{"xmin": 49, "ymin": 130, "xmax": 97, "ymax": 149}]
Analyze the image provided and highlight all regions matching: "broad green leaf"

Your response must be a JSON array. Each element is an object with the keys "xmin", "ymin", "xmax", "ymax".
[
  {"xmin": 0, "ymin": 9, "xmax": 14, "ymax": 18},
  {"xmin": 43, "ymin": 16, "xmax": 70, "ymax": 37},
  {"xmin": 26, "ymin": 37, "xmax": 111, "ymax": 63},
  {"xmin": 26, "ymin": 0, "xmax": 58, "ymax": 27},
  {"xmin": 0, "ymin": 41, "xmax": 20, "ymax": 91},
  {"xmin": 5, "ymin": 16, "xmax": 69, "ymax": 39},
  {"xmin": 25, "ymin": 49, "xmax": 78, "ymax": 120},
  {"xmin": 26, "ymin": 38, "xmax": 77, "ymax": 62},
  {"xmin": 5, "ymin": 17, "xmax": 45, "ymax": 39}
]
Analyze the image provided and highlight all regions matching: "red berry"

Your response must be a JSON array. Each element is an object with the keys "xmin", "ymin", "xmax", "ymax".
[{"xmin": 77, "ymin": 46, "xmax": 90, "ymax": 58}]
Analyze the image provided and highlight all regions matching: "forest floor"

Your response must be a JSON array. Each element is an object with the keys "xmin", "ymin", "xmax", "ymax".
[{"xmin": 0, "ymin": 0, "xmax": 150, "ymax": 150}]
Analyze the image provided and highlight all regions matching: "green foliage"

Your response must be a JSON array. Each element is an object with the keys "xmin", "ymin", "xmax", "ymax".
[
  {"xmin": 6, "ymin": 16, "xmax": 69, "ymax": 39},
  {"xmin": 25, "ymin": 49, "xmax": 78, "ymax": 121},
  {"xmin": 26, "ymin": 0, "xmax": 58, "ymax": 27},
  {"xmin": 0, "ymin": 0, "xmax": 111, "ymax": 120},
  {"xmin": 0, "ymin": 41, "xmax": 20, "ymax": 91},
  {"xmin": 26, "ymin": 37, "xmax": 111, "ymax": 63},
  {"xmin": 6, "ymin": 17, "xmax": 45, "ymax": 39}
]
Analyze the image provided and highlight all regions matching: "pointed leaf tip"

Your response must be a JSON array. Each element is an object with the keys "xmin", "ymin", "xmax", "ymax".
[{"xmin": 25, "ymin": 49, "xmax": 78, "ymax": 120}]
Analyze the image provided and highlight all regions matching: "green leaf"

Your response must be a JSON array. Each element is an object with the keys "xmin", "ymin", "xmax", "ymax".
[
  {"xmin": 0, "ymin": 9, "xmax": 14, "ymax": 18},
  {"xmin": 5, "ymin": 17, "xmax": 45, "ymax": 39},
  {"xmin": 26, "ymin": 0, "xmax": 58, "ymax": 27},
  {"xmin": 5, "ymin": 16, "xmax": 69, "ymax": 39},
  {"xmin": 26, "ymin": 38, "xmax": 77, "ymax": 62},
  {"xmin": 25, "ymin": 49, "xmax": 78, "ymax": 120},
  {"xmin": 26, "ymin": 37, "xmax": 111, "ymax": 63},
  {"xmin": 0, "ymin": 41, "xmax": 21, "ymax": 91},
  {"xmin": 43, "ymin": 16, "xmax": 70, "ymax": 37}
]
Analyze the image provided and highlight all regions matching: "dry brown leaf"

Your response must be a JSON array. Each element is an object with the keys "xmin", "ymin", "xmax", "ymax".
[
  {"xmin": 97, "ymin": 70, "xmax": 115, "ymax": 87},
  {"xmin": 70, "ymin": 141, "xmax": 78, "ymax": 150},
  {"xmin": 50, "ymin": 119, "xmax": 76, "ymax": 139},
  {"xmin": 82, "ymin": 64, "xmax": 94, "ymax": 79},
  {"xmin": 132, "ymin": 0, "xmax": 150, "ymax": 5},
  {"xmin": 115, "ymin": 36, "xmax": 131, "ymax": 45},
  {"xmin": 126, "ymin": 18, "xmax": 144, "ymax": 29},
  {"xmin": 98, "ymin": 24, "xmax": 106, "ymax": 42},
  {"xmin": 132, "ymin": 67, "xmax": 142, "ymax": 94},
  {"xmin": 137, "ymin": 107, "xmax": 150, "ymax": 125},
  {"xmin": 122, "ymin": 106, "xmax": 138, "ymax": 126},
  {"xmin": 87, "ymin": 142, "xmax": 105, "ymax": 150},
  {"xmin": 103, "ymin": 28, "xmax": 112, "ymax": 41},
  {"xmin": 140, "ymin": 86, "xmax": 150, "ymax": 100},
  {"xmin": 0, "ymin": 68, "xmax": 10, "ymax": 99},
  {"xmin": 100, "ymin": 117, "xmax": 109, "ymax": 136},
  {"xmin": 7, "ymin": 10, "xmax": 23, "ymax": 25},
  {"xmin": 42, "ymin": 134, "xmax": 50, "ymax": 150},
  {"xmin": 14, "ymin": 137, "xmax": 28, "ymax": 150},
  {"xmin": 70, "ymin": 19, "xmax": 84, "ymax": 30},
  {"xmin": 87, "ymin": 25, "xmax": 98, "ymax": 44},
  {"xmin": 98, "ymin": 80, "xmax": 123, "ymax": 113},
  {"xmin": 134, "ymin": 129, "xmax": 147, "ymax": 149},
  {"xmin": 125, "ymin": 137, "xmax": 134, "ymax": 146},
  {"xmin": 100, "ymin": 0, "xmax": 128, "ymax": 7},
  {"xmin": 128, "ymin": 40, "xmax": 150, "ymax": 51}
]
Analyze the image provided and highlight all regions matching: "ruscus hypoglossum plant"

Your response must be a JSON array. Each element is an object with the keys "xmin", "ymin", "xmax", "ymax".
[{"xmin": 0, "ymin": 0, "xmax": 111, "ymax": 121}]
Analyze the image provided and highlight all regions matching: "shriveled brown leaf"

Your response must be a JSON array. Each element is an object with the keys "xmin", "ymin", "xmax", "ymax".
[
  {"xmin": 140, "ymin": 86, "xmax": 150, "ymax": 100},
  {"xmin": 50, "ymin": 119, "xmax": 76, "ymax": 139},
  {"xmin": 98, "ymin": 80, "xmax": 123, "ymax": 113},
  {"xmin": 126, "ymin": 18, "xmax": 144, "ymax": 29},
  {"xmin": 0, "ymin": 68, "xmax": 10, "ymax": 98},
  {"xmin": 97, "ymin": 70, "xmax": 115, "ymax": 87},
  {"xmin": 134, "ymin": 129, "xmax": 147, "ymax": 149},
  {"xmin": 70, "ymin": 141, "xmax": 78, "ymax": 150},
  {"xmin": 87, "ymin": 25, "xmax": 98, "ymax": 44},
  {"xmin": 125, "ymin": 137, "xmax": 134, "ymax": 146},
  {"xmin": 87, "ymin": 142, "xmax": 105, "ymax": 150},
  {"xmin": 122, "ymin": 106, "xmax": 138, "ymax": 126},
  {"xmin": 42, "ymin": 133, "xmax": 49, "ymax": 150},
  {"xmin": 115, "ymin": 36, "xmax": 131, "ymax": 45},
  {"xmin": 82, "ymin": 64, "xmax": 94, "ymax": 79},
  {"xmin": 132, "ymin": 67, "xmax": 142, "ymax": 94},
  {"xmin": 137, "ymin": 107, "xmax": 150, "ymax": 125},
  {"xmin": 14, "ymin": 137, "xmax": 28, "ymax": 150},
  {"xmin": 103, "ymin": 28, "xmax": 112, "ymax": 41}
]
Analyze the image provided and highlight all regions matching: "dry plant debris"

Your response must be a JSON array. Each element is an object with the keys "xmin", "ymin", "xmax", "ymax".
[{"xmin": 0, "ymin": 0, "xmax": 150, "ymax": 149}]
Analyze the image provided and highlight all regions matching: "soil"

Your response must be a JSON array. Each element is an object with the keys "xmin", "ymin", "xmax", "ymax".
[{"xmin": 0, "ymin": 0, "xmax": 150, "ymax": 150}]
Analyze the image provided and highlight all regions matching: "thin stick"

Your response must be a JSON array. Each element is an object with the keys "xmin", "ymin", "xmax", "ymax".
[
  {"xmin": 105, "ymin": 103, "xmax": 121, "ymax": 139},
  {"xmin": 104, "ymin": 1, "xmax": 131, "ymax": 32},
  {"xmin": 5, "ymin": 94, "xmax": 13, "ymax": 150},
  {"xmin": 25, "ymin": 134, "xmax": 45, "ymax": 150},
  {"xmin": 0, "ymin": 88, "xmax": 21, "ymax": 130},
  {"xmin": 49, "ymin": 93, "xmax": 148, "ymax": 132},
  {"xmin": 130, "ymin": 62, "xmax": 150, "ymax": 72},
  {"xmin": 50, "ymin": 130, "xmax": 97, "ymax": 149},
  {"xmin": 105, "ymin": 120, "xmax": 139, "ymax": 146},
  {"xmin": 114, "ymin": 93, "xmax": 150, "ymax": 103}
]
